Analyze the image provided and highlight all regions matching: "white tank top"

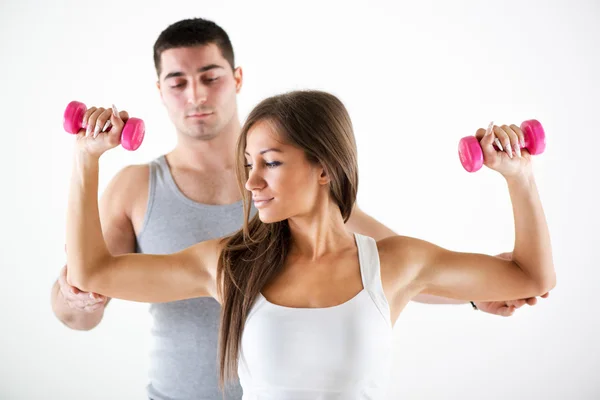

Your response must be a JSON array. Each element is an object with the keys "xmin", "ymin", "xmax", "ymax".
[{"xmin": 238, "ymin": 233, "xmax": 394, "ymax": 399}]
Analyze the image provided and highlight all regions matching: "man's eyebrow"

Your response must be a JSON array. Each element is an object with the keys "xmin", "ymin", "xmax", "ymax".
[{"xmin": 163, "ymin": 64, "xmax": 224, "ymax": 80}]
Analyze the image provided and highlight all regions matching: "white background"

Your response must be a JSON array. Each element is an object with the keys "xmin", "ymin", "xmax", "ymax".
[{"xmin": 1, "ymin": 0, "xmax": 599, "ymax": 398}]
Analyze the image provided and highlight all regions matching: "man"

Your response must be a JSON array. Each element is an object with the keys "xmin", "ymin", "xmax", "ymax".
[{"xmin": 51, "ymin": 18, "xmax": 548, "ymax": 400}]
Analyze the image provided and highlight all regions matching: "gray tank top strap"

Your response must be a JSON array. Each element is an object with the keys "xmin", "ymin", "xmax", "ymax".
[{"xmin": 135, "ymin": 157, "xmax": 159, "ymax": 244}]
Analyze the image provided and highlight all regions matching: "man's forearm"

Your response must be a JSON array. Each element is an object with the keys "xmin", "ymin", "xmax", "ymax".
[{"xmin": 51, "ymin": 280, "xmax": 105, "ymax": 331}]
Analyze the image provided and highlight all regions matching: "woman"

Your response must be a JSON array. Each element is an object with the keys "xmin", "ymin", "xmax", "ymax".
[{"xmin": 66, "ymin": 90, "xmax": 555, "ymax": 399}]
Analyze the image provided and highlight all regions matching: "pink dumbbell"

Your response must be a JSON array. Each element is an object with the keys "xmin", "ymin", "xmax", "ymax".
[
  {"xmin": 63, "ymin": 101, "xmax": 145, "ymax": 151},
  {"xmin": 458, "ymin": 119, "xmax": 546, "ymax": 172}
]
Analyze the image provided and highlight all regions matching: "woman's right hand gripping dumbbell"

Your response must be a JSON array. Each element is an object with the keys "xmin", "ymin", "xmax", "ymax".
[{"xmin": 76, "ymin": 104, "xmax": 130, "ymax": 157}]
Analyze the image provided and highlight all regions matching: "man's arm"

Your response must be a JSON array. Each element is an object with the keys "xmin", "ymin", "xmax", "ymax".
[{"xmin": 50, "ymin": 164, "xmax": 148, "ymax": 330}]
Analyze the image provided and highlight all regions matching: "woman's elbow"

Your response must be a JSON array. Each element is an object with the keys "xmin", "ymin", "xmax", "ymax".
[
  {"xmin": 513, "ymin": 257, "xmax": 556, "ymax": 296},
  {"xmin": 65, "ymin": 259, "xmax": 107, "ymax": 293},
  {"xmin": 66, "ymin": 264, "xmax": 90, "ymax": 291},
  {"xmin": 533, "ymin": 266, "xmax": 557, "ymax": 295},
  {"xmin": 541, "ymin": 271, "xmax": 557, "ymax": 294}
]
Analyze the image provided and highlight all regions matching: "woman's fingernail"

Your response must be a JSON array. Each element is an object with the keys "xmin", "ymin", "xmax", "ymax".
[
  {"xmin": 102, "ymin": 120, "xmax": 111, "ymax": 132},
  {"xmin": 486, "ymin": 121, "xmax": 494, "ymax": 135},
  {"xmin": 112, "ymin": 104, "xmax": 118, "ymax": 117},
  {"xmin": 506, "ymin": 143, "xmax": 513, "ymax": 158},
  {"xmin": 515, "ymin": 145, "xmax": 521, "ymax": 157},
  {"xmin": 494, "ymin": 138, "xmax": 504, "ymax": 151}
]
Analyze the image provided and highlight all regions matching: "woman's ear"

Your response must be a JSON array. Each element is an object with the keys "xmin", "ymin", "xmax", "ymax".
[{"xmin": 318, "ymin": 163, "xmax": 331, "ymax": 185}]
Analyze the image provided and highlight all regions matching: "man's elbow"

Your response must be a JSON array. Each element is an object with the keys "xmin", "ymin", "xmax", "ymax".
[{"xmin": 60, "ymin": 312, "xmax": 104, "ymax": 331}]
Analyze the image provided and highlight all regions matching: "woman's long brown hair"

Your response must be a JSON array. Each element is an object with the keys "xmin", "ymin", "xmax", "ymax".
[{"xmin": 216, "ymin": 90, "xmax": 359, "ymax": 389}]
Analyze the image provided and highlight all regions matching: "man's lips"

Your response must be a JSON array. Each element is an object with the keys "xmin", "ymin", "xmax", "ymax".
[{"xmin": 186, "ymin": 112, "xmax": 213, "ymax": 118}]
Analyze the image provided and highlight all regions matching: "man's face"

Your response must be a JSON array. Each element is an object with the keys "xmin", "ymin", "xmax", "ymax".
[{"xmin": 157, "ymin": 44, "xmax": 242, "ymax": 140}]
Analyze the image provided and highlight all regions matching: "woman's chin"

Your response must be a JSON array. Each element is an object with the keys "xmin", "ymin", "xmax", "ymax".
[{"xmin": 257, "ymin": 209, "xmax": 285, "ymax": 224}]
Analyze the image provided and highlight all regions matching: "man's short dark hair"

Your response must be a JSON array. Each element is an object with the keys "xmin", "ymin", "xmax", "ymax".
[{"xmin": 153, "ymin": 18, "xmax": 235, "ymax": 77}]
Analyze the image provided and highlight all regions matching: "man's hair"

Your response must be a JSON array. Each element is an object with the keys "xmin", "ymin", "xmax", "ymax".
[{"xmin": 153, "ymin": 18, "xmax": 235, "ymax": 77}]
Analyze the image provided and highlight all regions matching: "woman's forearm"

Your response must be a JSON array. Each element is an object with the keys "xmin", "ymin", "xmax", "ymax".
[
  {"xmin": 507, "ymin": 171, "xmax": 555, "ymax": 292},
  {"xmin": 66, "ymin": 151, "xmax": 111, "ymax": 290}
]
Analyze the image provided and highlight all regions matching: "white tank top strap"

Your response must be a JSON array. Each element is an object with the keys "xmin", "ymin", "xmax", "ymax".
[{"xmin": 355, "ymin": 232, "xmax": 392, "ymax": 328}]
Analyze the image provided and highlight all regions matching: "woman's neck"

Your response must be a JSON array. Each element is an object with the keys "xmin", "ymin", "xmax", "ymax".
[{"xmin": 287, "ymin": 200, "xmax": 354, "ymax": 261}]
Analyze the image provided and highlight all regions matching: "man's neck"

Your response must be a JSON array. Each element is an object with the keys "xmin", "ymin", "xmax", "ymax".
[{"xmin": 168, "ymin": 118, "xmax": 241, "ymax": 172}]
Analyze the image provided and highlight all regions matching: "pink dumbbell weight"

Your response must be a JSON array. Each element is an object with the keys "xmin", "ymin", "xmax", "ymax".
[
  {"xmin": 458, "ymin": 119, "xmax": 546, "ymax": 172},
  {"xmin": 63, "ymin": 101, "xmax": 145, "ymax": 151}
]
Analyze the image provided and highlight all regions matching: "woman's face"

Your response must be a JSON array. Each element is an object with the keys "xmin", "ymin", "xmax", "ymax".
[{"xmin": 244, "ymin": 121, "xmax": 328, "ymax": 223}]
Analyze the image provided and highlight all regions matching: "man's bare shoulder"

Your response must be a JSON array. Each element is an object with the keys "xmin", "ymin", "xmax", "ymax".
[
  {"xmin": 112, "ymin": 163, "xmax": 149, "ymax": 186},
  {"xmin": 101, "ymin": 163, "xmax": 150, "ymax": 207}
]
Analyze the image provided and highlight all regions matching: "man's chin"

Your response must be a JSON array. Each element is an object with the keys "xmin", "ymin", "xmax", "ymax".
[{"xmin": 183, "ymin": 127, "xmax": 219, "ymax": 141}]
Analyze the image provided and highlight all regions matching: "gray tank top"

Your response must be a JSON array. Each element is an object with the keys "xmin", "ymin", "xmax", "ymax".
[{"xmin": 136, "ymin": 155, "xmax": 247, "ymax": 400}]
